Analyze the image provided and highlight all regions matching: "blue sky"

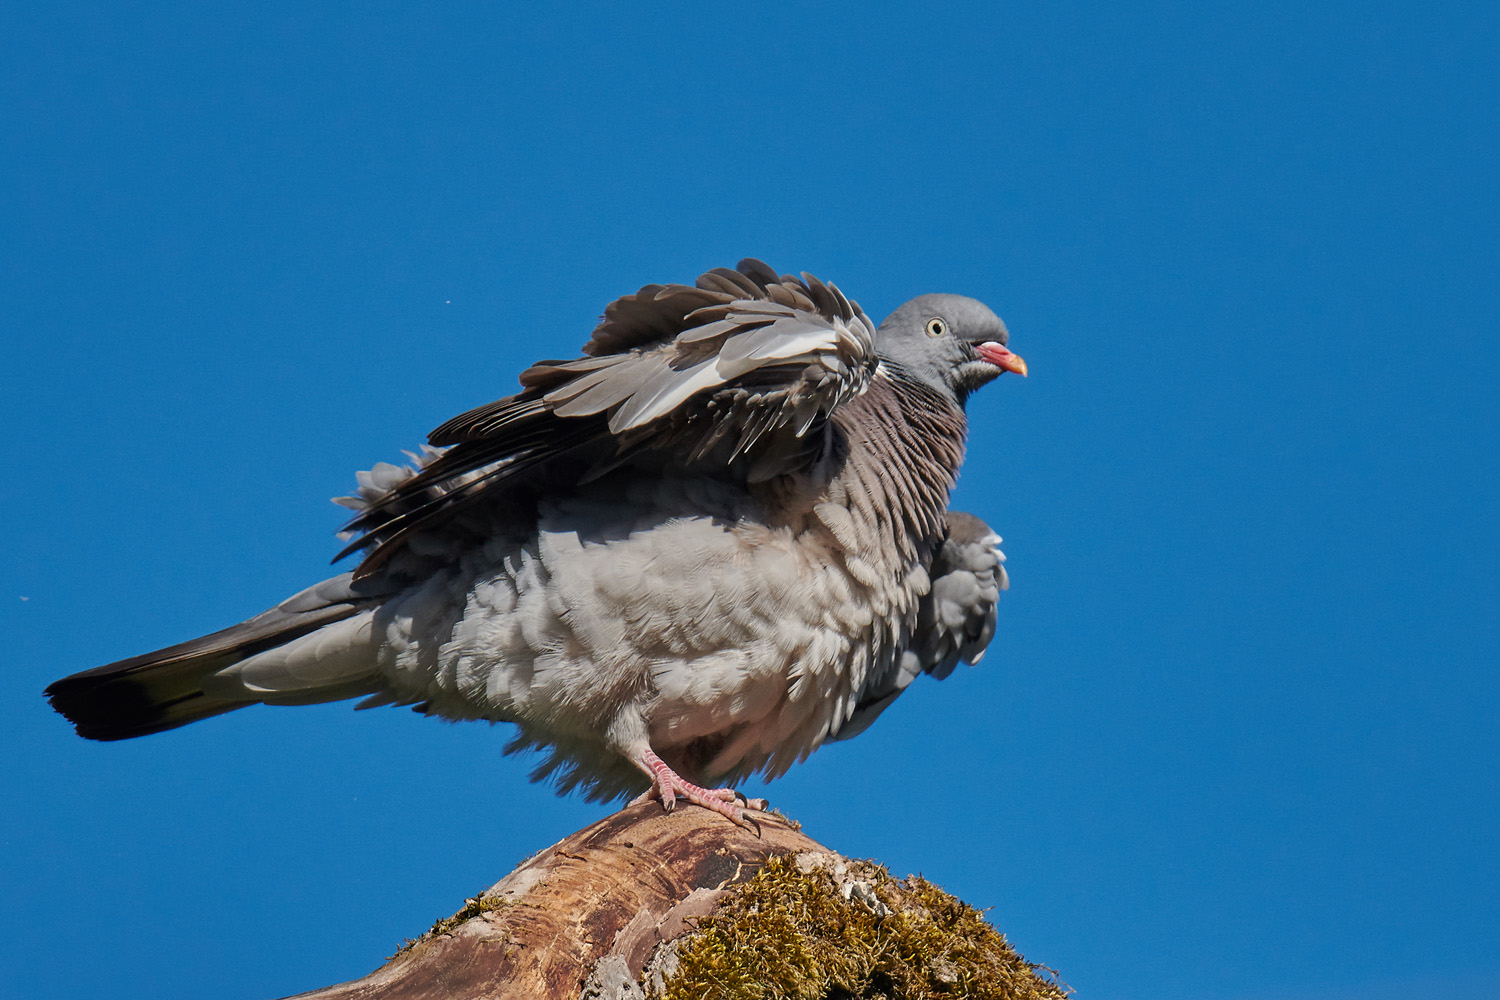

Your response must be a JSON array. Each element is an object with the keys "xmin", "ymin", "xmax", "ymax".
[{"xmin": 3, "ymin": 3, "xmax": 1497, "ymax": 998}]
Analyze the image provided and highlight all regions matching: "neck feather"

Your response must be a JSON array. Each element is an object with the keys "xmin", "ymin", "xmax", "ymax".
[{"xmin": 829, "ymin": 369, "xmax": 969, "ymax": 560}]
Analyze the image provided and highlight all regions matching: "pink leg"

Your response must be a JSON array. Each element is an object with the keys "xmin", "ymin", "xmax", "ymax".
[{"xmin": 630, "ymin": 748, "xmax": 763, "ymax": 831}]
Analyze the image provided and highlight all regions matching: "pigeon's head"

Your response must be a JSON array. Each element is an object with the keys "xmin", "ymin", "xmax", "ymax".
[{"xmin": 876, "ymin": 293, "xmax": 1026, "ymax": 404}]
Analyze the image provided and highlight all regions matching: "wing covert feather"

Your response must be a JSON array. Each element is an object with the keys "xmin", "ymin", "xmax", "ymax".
[{"xmin": 340, "ymin": 261, "xmax": 877, "ymax": 577}]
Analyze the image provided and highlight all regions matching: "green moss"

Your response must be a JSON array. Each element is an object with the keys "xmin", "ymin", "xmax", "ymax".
[
  {"xmin": 387, "ymin": 889, "xmax": 511, "ymax": 960},
  {"xmin": 658, "ymin": 854, "xmax": 1069, "ymax": 1000},
  {"xmin": 763, "ymin": 807, "xmax": 803, "ymax": 831}
]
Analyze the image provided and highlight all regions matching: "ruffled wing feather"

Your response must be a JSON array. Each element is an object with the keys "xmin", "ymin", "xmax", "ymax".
[{"xmin": 341, "ymin": 260, "xmax": 877, "ymax": 578}]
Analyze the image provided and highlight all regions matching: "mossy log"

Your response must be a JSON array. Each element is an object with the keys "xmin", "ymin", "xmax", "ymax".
[{"xmin": 286, "ymin": 801, "xmax": 1068, "ymax": 1000}]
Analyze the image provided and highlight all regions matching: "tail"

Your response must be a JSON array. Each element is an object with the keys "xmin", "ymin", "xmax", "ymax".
[{"xmin": 45, "ymin": 574, "xmax": 386, "ymax": 741}]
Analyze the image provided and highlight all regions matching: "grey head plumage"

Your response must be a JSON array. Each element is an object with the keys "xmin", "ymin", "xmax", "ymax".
[{"xmin": 873, "ymin": 293, "xmax": 1026, "ymax": 404}]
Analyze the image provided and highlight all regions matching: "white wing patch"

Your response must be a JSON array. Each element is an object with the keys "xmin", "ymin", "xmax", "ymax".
[
  {"xmin": 606, "ymin": 356, "xmax": 721, "ymax": 432},
  {"xmin": 536, "ymin": 296, "xmax": 874, "ymax": 443}
]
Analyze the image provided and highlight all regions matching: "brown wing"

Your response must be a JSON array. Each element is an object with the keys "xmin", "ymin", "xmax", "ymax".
[{"xmin": 339, "ymin": 260, "xmax": 877, "ymax": 578}]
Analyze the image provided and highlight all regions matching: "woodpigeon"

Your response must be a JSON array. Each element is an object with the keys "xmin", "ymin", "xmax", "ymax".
[{"xmin": 45, "ymin": 260, "xmax": 1026, "ymax": 827}]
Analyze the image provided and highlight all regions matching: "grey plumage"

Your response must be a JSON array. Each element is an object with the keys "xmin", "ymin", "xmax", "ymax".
[
  {"xmin": 45, "ymin": 260, "xmax": 1025, "ymax": 821},
  {"xmin": 833, "ymin": 511, "xmax": 1008, "ymax": 743}
]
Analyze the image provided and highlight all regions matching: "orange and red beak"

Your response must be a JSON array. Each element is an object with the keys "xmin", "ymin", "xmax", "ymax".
[{"xmin": 976, "ymin": 342, "xmax": 1028, "ymax": 377}]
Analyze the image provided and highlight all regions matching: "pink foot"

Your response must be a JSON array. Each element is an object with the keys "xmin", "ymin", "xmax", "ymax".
[{"xmin": 632, "ymin": 748, "xmax": 764, "ymax": 833}]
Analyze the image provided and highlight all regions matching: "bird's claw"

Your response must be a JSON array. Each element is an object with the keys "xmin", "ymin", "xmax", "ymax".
[{"xmin": 637, "ymin": 748, "xmax": 764, "ymax": 833}]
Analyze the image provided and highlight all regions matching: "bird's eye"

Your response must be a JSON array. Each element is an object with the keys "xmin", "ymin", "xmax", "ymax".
[{"xmin": 925, "ymin": 317, "xmax": 948, "ymax": 338}]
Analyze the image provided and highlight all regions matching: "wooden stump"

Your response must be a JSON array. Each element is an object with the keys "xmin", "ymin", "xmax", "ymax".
[
  {"xmin": 285, "ymin": 802, "xmax": 1069, "ymax": 1000},
  {"xmin": 287, "ymin": 802, "xmax": 821, "ymax": 999}
]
